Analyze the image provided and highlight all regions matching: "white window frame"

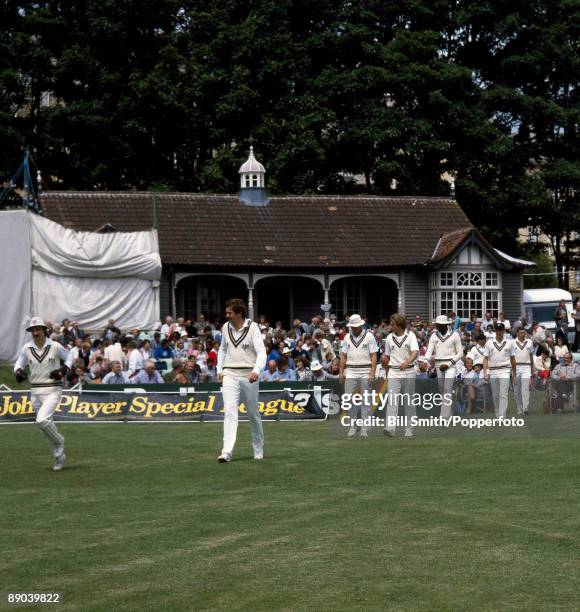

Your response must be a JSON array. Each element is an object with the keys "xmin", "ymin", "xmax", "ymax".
[{"xmin": 431, "ymin": 269, "xmax": 502, "ymax": 321}]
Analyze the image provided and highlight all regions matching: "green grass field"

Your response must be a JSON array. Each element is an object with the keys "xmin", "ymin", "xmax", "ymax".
[{"xmin": 2, "ymin": 419, "xmax": 580, "ymax": 611}]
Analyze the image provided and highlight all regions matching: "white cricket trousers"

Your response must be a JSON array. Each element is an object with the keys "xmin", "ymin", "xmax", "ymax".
[
  {"xmin": 32, "ymin": 389, "xmax": 65, "ymax": 458},
  {"xmin": 514, "ymin": 370, "xmax": 531, "ymax": 415},
  {"xmin": 385, "ymin": 375, "xmax": 416, "ymax": 435},
  {"xmin": 221, "ymin": 374, "xmax": 263, "ymax": 457},
  {"xmin": 436, "ymin": 366, "xmax": 456, "ymax": 418},
  {"xmin": 344, "ymin": 375, "xmax": 372, "ymax": 431},
  {"xmin": 489, "ymin": 375, "xmax": 510, "ymax": 418}
]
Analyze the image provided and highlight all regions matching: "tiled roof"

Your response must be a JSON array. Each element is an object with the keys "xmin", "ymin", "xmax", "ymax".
[
  {"xmin": 430, "ymin": 227, "xmax": 473, "ymax": 262},
  {"xmin": 40, "ymin": 192, "xmax": 476, "ymax": 268}
]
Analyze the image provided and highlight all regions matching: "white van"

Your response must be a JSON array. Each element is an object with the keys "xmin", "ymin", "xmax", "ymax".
[{"xmin": 523, "ymin": 288, "xmax": 575, "ymax": 343}]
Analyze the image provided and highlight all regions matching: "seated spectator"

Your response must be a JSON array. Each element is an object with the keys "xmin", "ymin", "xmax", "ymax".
[
  {"xmin": 313, "ymin": 330, "xmax": 335, "ymax": 361},
  {"xmin": 151, "ymin": 331, "xmax": 162, "ymax": 352},
  {"xmin": 273, "ymin": 320, "xmax": 286, "ymax": 338},
  {"xmin": 328, "ymin": 357, "xmax": 340, "ymax": 377},
  {"xmin": 194, "ymin": 313, "xmax": 209, "ymax": 332},
  {"xmin": 77, "ymin": 340, "xmax": 92, "ymax": 369},
  {"xmin": 102, "ymin": 361, "xmax": 130, "ymax": 384},
  {"xmin": 281, "ymin": 346, "xmax": 295, "ymax": 369},
  {"xmin": 550, "ymin": 353, "xmax": 580, "ymax": 412},
  {"xmin": 266, "ymin": 343, "xmax": 281, "ymax": 364},
  {"xmin": 184, "ymin": 319, "xmax": 196, "ymax": 337},
  {"xmin": 184, "ymin": 358, "xmax": 199, "ymax": 383},
  {"xmin": 310, "ymin": 360, "xmax": 336, "ymax": 381},
  {"xmin": 291, "ymin": 338, "xmax": 306, "ymax": 359},
  {"xmin": 90, "ymin": 338, "xmax": 104, "ymax": 360},
  {"xmin": 466, "ymin": 314, "xmax": 477, "ymax": 332},
  {"xmin": 554, "ymin": 336, "xmax": 570, "ymax": 363},
  {"xmin": 207, "ymin": 341, "xmax": 219, "ymax": 376},
  {"xmin": 260, "ymin": 360, "xmax": 279, "ymax": 382},
  {"xmin": 124, "ymin": 327, "xmax": 141, "ymax": 343},
  {"xmin": 127, "ymin": 341, "xmax": 145, "ymax": 377},
  {"xmin": 305, "ymin": 337, "xmax": 323, "ymax": 364},
  {"xmin": 198, "ymin": 325, "xmax": 215, "ymax": 342},
  {"xmin": 59, "ymin": 319, "xmax": 74, "ymax": 346},
  {"xmin": 294, "ymin": 356, "xmax": 312, "ymax": 381},
  {"xmin": 534, "ymin": 348, "xmax": 553, "ymax": 389},
  {"xmin": 68, "ymin": 337, "xmax": 83, "ymax": 362},
  {"xmin": 154, "ymin": 338, "xmax": 174, "ymax": 360},
  {"xmin": 66, "ymin": 364, "xmax": 89, "ymax": 387},
  {"xmin": 168, "ymin": 359, "xmax": 189, "ymax": 384},
  {"xmin": 140, "ymin": 339, "xmax": 153, "ymax": 361},
  {"xmin": 103, "ymin": 319, "xmax": 121, "ymax": 341},
  {"xmin": 104, "ymin": 339, "xmax": 125, "ymax": 365},
  {"xmin": 187, "ymin": 338, "xmax": 201, "ymax": 358},
  {"xmin": 89, "ymin": 355, "xmax": 105, "ymax": 381},
  {"xmin": 271, "ymin": 357, "xmax": 297, "ymax": 382},
  {"xmin": 161, "ymin": 315, "xmax": 175, "ymax": 338},
  {"xmin": 321, "ymin": 350, "xmax": 334, "ymax": 372},
  {"xmin": 293, "ymin": 318, "xmax": 308, "ymax": 339},
  {"xmin": 67, "ymin": 320, "xmax": 85, "ymax": 341},
  {"xmin": 174, "ymin": 339, "xmax": 188, "ymax": 360},
  {"xmin": 194, "ymin": 346, "xmax": 210, "ymax": 381},
  {"xmin": 133, "ymin": 360, "xmax": 165, "ymax": 384}
]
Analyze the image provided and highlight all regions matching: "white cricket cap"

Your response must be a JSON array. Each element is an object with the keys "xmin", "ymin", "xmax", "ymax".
[{"xmin": 26, "ymin": 317, "xmax": 48, "ymax": 331}]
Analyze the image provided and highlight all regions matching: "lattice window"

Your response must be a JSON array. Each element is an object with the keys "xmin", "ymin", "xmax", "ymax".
[
  {"xmin": 457, "ymin": 272, "xmax": 482, "ymax": 287},
  {"xmin": 485, "ymin": 291, "xmax": 499, "ymax": 318},
  {"xmin": 456, "ymin": 291, "xmax": 483, "ymax": 319},
  {"xmin": 439, "ymin": 272, "xmax": 453, "ymax": 287},
  {"xmin": 439, "ymin": 291, "xmax": 454, "ymax": 315},
  {"xmin": 485, "ymin": 272, "xmax": 499, "ymax": 287}
]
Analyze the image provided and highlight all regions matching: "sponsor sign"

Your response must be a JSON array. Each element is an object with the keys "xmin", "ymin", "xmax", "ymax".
[{"xmin": 0, "ymin": 389, "xmax": 328, "ymax": 422}]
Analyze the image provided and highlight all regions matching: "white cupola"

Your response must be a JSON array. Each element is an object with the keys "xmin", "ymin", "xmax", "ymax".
[{"xmin": 238, "ymin": 146, "xmax": 268, "ymax": 206}]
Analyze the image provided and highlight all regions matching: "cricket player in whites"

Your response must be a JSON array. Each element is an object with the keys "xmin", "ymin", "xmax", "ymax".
[
  {"xmin": 14, "ymin": 317, "xmax": 73, "ymax": 471},
  {"xmin": 513, "ymin": 327, "xmax": 535, "ymax": 416},
  {"xmin": 339, "ymin": 314, "xmax": 378, "ymax": 437},
  {"xmin": 483, "ymin": 322, "xmax": 517, "ymax": 418},
  {"xmin": 424, "ymin": 315, "xmax": 463, "ymax": 418},
  {"xmin": 383, "ymin": 314, "xmax": 419, "ymax": 437},
  {"xmin": 216, "ymin": 299, "xmax": 267, "ymax": 462}
]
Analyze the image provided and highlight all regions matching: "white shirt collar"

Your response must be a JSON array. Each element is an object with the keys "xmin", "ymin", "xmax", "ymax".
[
  {"xmin": 26, "ymin": 338, "xmax": 53, "ymax": 349},
  {"xmin": 229, "ymin": 318, "xmax": 251, "ymax": 332}
]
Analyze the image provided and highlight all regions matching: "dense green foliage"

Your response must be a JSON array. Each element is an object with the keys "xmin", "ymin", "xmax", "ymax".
[{"xmin": 1, "ymin": 1, "xmax": 578, "ymax": 276}]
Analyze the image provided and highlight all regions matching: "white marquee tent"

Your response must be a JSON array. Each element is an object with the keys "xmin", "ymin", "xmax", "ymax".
[{"xmin": 0, "ymin": 210, "xmax": 161, "ymax": 363}]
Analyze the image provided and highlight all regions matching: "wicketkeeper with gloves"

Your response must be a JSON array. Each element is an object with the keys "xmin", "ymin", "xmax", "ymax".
[{"xmin": 14, "ymin": 317, "xmax": 73, "ymax": 471}]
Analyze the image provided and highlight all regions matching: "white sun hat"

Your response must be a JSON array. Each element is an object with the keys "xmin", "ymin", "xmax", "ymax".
[
  {"xmin": 26, "ymin": 316, "xmax": 48, "ymax": 331},
  {"xmin": 347, "ymin": 314, "xmax": 365, "ymax": 327},
  {"xmin": 434, "ymin": 315, "xmax": 452, "ymax": 325}
]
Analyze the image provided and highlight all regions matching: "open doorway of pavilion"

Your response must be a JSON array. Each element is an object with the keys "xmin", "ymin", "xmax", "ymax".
[
  {"xmin": 254, "ymin": 276, "xmax": 323, "ymax": 329},
  {"xmin": 329, "ymin": 276, "xmax": 398, "ymax": 324},
  {"xmin": 175, "ymin": 275, "xmax": 247, "ymax": 326}
]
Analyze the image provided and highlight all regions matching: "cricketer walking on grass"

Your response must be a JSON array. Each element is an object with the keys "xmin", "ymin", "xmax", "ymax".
[
  {"xmin": 339, "ymin": 314, "xmax": 378, "ymax": 438},
  {"xmin": 13, "ymin": 317, "xmax": 73, "ymax": 471},
  {"xmin": 216, "ymin": 299, "xmax": 267, "ymax": 463}
]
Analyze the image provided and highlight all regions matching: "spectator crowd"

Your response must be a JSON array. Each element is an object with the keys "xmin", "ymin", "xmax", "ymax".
[{"xmin": 36, "ymin": 299, "xmax": 580, "ymax": 411}]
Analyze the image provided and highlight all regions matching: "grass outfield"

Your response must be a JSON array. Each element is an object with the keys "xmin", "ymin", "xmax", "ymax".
[{"xmin": 1, "ymin": 422, "xmax": 580, "ymax": 611}]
